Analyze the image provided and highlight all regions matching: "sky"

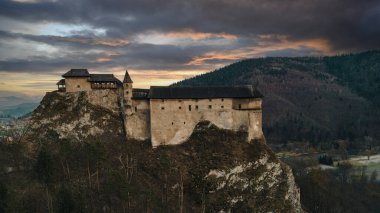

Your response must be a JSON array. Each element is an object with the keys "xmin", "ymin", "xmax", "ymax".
[{"xmin": 0, "ymin": 0, "xmax": 379, "ymax": 96}]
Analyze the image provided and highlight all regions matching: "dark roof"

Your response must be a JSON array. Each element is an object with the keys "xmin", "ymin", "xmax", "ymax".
[
  {"xmin": 149, "ymin": 85, "xmax": 263, "ymax": 99},
  {"xmin": 89, "ymin": 74, "xmax": 122, "ymax": 84},
  {"xmin": 62, "ymin": 69, "xmax": 90, "ymax": 77},
  {"xmin": 56, "ymin": 79, "xmax": 65, "ymax": 85},
  {"xmin": 132, "ymin": 88, "xmax": 150, "ymax": 99},
  {"xmin": 123, "ymin": 70, "xmax": 133, "ymax": 83}
]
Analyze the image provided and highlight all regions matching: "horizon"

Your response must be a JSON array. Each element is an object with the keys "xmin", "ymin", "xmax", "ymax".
[
  {"xmin": 0, "ymin": 50, "xmax": 377, "ymax": 98},
  {"xmin": 1, "ymin": 0, "xmax": 380, "ymax": 96}
]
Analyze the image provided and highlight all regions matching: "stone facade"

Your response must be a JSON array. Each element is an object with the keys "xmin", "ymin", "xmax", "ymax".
[
  {"xmin": 125, "ymin": 99, "xmax": 150, "ymax": 141},
  {"xmin": 149, "ymin": 98, "xmax": 263, "ymax": 147},
  {"xmin": 65, "ymin": 77, "xmax": 92, "ymax": 92},
  {"xmin": 60, "ymin": 69, "xmax": 264, "ymax": 147}
]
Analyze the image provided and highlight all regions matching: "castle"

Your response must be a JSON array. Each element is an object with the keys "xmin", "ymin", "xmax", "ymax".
[{"xmin": 57, "ymin": 69, "xmax": 264, "ymax": 147}]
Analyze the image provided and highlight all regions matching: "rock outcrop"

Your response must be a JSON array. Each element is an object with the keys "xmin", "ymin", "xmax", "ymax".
[
  {"xmin": 27, "ymin": 90, "xmax": 124, "ymax": 143},
  {"xmin": 23, "ymin": 90, "xmax": 302, "ymax": 212}
]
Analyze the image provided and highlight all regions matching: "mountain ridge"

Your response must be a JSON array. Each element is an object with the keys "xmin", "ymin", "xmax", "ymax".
[{"xmin": 174, "ymin": 50, "xmax": 380, "ymax": 144}]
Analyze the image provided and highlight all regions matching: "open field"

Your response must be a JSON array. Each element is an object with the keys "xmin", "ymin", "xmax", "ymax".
[{"xmin": 343, "ymin": 154, "xmax": 380, "ymax": 181}]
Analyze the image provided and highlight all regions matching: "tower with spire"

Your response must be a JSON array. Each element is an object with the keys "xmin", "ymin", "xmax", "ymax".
[{"xmin": 123, "ymin": 70, "xmax": 133, "ymax": 115}]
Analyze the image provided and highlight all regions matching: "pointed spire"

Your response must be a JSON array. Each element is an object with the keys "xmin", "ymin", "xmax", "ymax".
[{"xmin": 123, "ymin": 70, "xmax": 133, "ymax": 83}]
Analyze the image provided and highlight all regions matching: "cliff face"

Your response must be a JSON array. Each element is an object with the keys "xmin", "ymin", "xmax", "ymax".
[
  {"xmin": 27, "ymin": 90, "xmax": 124, "ymax": 143},
  {"xmin": 173, "ymin": 122, "xmax": 302, "ymax": 212},
  {"xmin": 19, "ymin": 90, "xmax": 302, "ymax": 212}
]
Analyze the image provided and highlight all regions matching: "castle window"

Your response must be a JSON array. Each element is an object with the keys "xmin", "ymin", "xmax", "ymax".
[
  {"xmin": 209, "ymin": 99, "xmax": 212, "ymax": 102},
  {"xmin": 195, "ymin": 105, "xmax": 199, "ymax": 110},
  {"xmin": 184, "ymin": 122, "xmax": 186, "ymax": 124},
  {"xmin": 238, "ymin": 104, "xmax": 241, "ymax": 109},
  {"xmin": 179, "ymin": 106, "xmax": 182, "ymax": 109},
  {"xmin": 221, "ymin": 105, "xmax": 224, "ymax": 109},
  {"xmin": 77, "ymin": 85, "xmax": 80, "ymax": 88},
  {"xmin": 135, "ymin": 106, "xmax": 137, "ymax": 111},
  {"xmin": 178, "ymin": 100, "xmax": 182, "ymax": 102},
  {"xmin": 208, "ymin": 105, "xmax": 212, "ymax": 109},
  {"xmin": 172, "ymin": 122, "xmax": 174, "ymax": 125},
  {"xmin": 161, "ymin": 99, "xmax": 164, "ymax": 102},
  {"xmin": 221, "ymin": 98, "xmax": 224, "ymax": 102},
  {"xmin": 161, "ymin": 107, "xmax": 165, "ymax": 110},
  {"xmin": 189, "ymin": 105, "xmax": 191, "ymax": 111}
]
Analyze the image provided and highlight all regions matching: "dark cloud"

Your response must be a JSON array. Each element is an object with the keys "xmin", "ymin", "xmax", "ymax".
[
  {"xmin": 0, "ymin": 0, "xmax": 379, "ymax": 51},
  {"xmin": 0, "ymin": 29, "xmax": 246, "ymax": 72},
  {"xmin": 0, "ymin": 0, "xmax": 380, "ymax": 82},
  {"xmin": 0, "ymin": 39, "xmax": 215, "ymax": 72}
]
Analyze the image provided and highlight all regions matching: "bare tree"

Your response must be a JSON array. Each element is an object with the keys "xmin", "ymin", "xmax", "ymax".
[{"xmin": 178, "ymin": 171, "xmax": 184, "ymax": 213}]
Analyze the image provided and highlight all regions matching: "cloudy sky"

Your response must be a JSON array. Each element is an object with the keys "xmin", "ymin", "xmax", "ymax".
[{"xmin": 0, "ymin": 0, "xmax": 379, "ymax": 96}]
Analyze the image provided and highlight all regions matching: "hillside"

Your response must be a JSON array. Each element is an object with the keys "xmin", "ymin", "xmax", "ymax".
[
  {"xmin": 0, "ymin": 90, "xmax": 302, "ymax": 212},
  {"xmin": 0, "ymin": 102, "xmax": 39, "ymax": 118},
  {"xmin": 174, "ymin": 50, "xmax": 380, "ymax": 145}
]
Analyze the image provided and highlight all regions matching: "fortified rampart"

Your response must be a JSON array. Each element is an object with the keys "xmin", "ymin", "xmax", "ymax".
[{"xmin": 57, "ymin": 69, "xmax": 264, "ymax": 147}]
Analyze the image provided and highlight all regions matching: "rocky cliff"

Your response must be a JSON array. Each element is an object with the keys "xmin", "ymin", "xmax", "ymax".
[
  {"xmin": 12, "ymin": 90, "xmax": 303, "ymax": 212},
  {"xmin": 27, "ymin": 90, "xmax": 124, "ymax": 143}
]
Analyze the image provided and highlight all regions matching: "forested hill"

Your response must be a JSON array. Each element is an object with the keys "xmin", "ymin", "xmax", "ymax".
[{"xmin": 174, "ymin": 50, "xmax": 380, "ymax": 145}]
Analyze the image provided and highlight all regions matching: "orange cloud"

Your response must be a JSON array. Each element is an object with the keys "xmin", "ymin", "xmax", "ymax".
[
  {"xmin": 95, "ymin": 57, "xmax": 111, "ymax": 62},
  {"xmin": 94, "ymin": 51, "xmax": 121, "ymax": 62},
  {"xmin": 92, "ymin": 38, "xmax": 129, "ymax": 47},
  {"xmin": 111, "ymin": 68, "xmax": 208, "ymax": 88},
  {"xmin": 0, "ymin": 72, "xmax": 57, "ymax": 96},
  {"xmin": 166, "ymin": 29, "xmax": 237, "ymax": 40},
  {"xmin": 255, "ymin": 35, "xmax": 333, "ymax": 54},
  {"xmin": 187, "ymin": 35, "xmax": 334, "ymax": 66}
]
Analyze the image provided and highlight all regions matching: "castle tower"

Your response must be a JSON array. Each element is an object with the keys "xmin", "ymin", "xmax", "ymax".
[{"xmin": 123, "ymin": 70, "xmax": 133, "ymax": 115}]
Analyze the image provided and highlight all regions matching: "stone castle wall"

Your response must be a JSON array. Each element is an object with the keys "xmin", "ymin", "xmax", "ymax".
[
  {"xmin": 87, "ymin": 89, "xmax": 122, "ymax": 113},
  {"xmin": 61, "ymin": 80, "xmax": 263, "ymax": 147},
  {"xmin": 125, "ymin": 99, "xmax": 150, "ymax": 140},
  {"xmin": 149, "ymin": 98, "xmax": 263, "ymax": 147},
  {"xmin": 65, "ymin": 77, "xmax": 92, "ymax": 92}
]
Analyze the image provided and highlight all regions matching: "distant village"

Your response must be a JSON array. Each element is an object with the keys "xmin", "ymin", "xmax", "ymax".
[{"xmin": 0, "ymin": 118, "xmax": 28, "ymax": 143}]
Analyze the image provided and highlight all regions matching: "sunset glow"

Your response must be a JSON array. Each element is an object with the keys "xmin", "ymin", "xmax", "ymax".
[{"xmin": 0, "ymin": 0, "xmax": 379, "ymax": 96}]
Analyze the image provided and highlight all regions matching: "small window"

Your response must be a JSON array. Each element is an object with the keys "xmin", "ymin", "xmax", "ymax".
[
  {"xmin": 208, "ymin": 105, "xmax": 212, "ymax": 109},
  {"xmin": 178, "ymin": 100, "xmax": 182, "ymax": 102},
  {"xmin": 161, "ymin": 107, "xmax": 165, "ymax": 110},
  {"xmin": 184, "ymin": 122, "xmax": 186, "ymax": 124},
  {"xmin": 161, "ymin": 99, "xmax": 165, "ymax": 102},
  {"xmin": 126, "ymin": 91, "xmax": 129, "ymax": 94},
  {"xmin": 172, "ymin": 122, "xmax": 174, "ymax": 125},
  {"xmin": 238, "ymin": 104, "xmax": 241, "ymax": 109},
  {"xmin": 135, "ymin": 106, "xmax": 137, "ymax": 111},
  {"xmin": 189, "ymin": 105, "xmax": 191, "ymax": 111},
  {"xmin": 209, "ymin": 99, "xmax": 212, "ymax": 102},
  {"xmin": 195, "ymin": 105, "xmax": 199, "ymax": 110},
  {"xmin": 179, "ymin": 106, "xmax": 182, "ymax": 109},
  {"xmin": 221, "ymin": 98, "xmax": 224, "ymax": 102},
  {"xmin": 77, "ymin": 85, "xmax": 80, "ymax": 88},
  {"xmin": 221, "ymin": 106, "xmax": 224, "ymax": 109}
]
